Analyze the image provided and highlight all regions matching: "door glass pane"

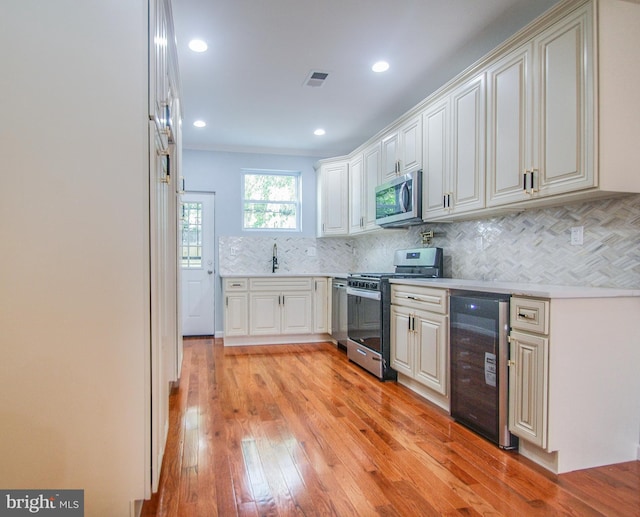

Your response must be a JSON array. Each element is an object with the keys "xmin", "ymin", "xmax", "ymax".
[{"xmin": 181, "ymin": 202, "xmax": 202, "ymax": 268}]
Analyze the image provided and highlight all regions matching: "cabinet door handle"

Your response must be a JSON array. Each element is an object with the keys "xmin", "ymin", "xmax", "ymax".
[{"xmin": 531, "ymin": 168, "xmax": 538, "ymax": 193}]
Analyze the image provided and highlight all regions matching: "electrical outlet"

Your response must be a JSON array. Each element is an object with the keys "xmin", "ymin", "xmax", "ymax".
[{"xmin": 570, "ymin": 226, "xmax": 584, "ymax": 246}]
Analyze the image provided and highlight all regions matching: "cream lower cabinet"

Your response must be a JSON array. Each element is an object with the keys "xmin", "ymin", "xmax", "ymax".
[
  {"xmin": 224, "ymin": 278, "xmax": 249, "ymax": 337},
  {"xmin": 390, "ymin": 284, "xmax": 449, "ymax": 407},
  {"xmin": 507, "ymin": 295, "xmax": 640, "ymax": 474},
  {"xmin": 249, "ymin": 277, "xmax": 313, "ymax": 335},
  {"xmin": 250, "ymin": 290, "xmax": 312, "ymax": 335},
  {"xmin": 313, "ymin": 277, "xmax": 329, "ymax": 333},
  {"xmin": 224, "ymin": 276, "xmax": 331, "ymax": 344},
  {"xmin": 508, "ymin": 329, "xmax": 549, "ymax": 449},
  {"xmin": 508, "ymin": 296, "xmax": 550, "ymax": 449},
  {"xmin": 391, "ymin": 305, "xmax": 448, "ymax": 395}
]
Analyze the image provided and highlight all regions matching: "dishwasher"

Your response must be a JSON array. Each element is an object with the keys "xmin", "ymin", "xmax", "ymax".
[
  {"xmin": 450, "ymin": 291, "xmax": 518, "ymax": 449},
  {"xmin": 331, "ymin": 277, "xmax": 348, "ymax": 350}
]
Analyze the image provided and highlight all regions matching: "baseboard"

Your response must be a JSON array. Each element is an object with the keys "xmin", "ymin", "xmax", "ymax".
[{"xmin": 223, "ymin": 333, "xmax": 332, "ymax": 346}]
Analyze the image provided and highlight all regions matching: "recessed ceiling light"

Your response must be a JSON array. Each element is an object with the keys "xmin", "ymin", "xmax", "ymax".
[
  {"xmin": 193, "ymin": 120, "xmax": 206, "ymax": 128},
  {"xmin": 314, "ymin": 128, "xmax": 326, "ymax": 136},
  {"xmin": 188, "ymin": 39, "xmax": 208, "ymax": 52},
  {"xmin": 372, "ymin": 61, "xmax": 390, "ymax": 73}
]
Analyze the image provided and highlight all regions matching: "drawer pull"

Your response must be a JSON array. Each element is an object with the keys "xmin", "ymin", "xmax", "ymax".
[
  {"xmin": 518, "ymin": 310, "xmax": 537, "ymax": 320},
  {"xmin": 356, "ymin": 348, "xmax": 367, "ymax": 356}
]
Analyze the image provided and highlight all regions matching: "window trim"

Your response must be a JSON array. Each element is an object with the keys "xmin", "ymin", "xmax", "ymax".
[{"xmin": 241, "ymin": 169, "xmax": 302, "ymax": 231}]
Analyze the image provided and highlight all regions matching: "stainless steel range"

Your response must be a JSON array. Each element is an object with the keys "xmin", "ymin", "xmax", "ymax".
[{"xmin": 346, "ymin": 247, "xmax": 444, "ymax": 380}]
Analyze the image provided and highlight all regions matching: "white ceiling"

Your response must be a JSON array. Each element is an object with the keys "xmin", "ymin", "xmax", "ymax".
[{"xmin": 172, "ymin": 0, "xmax": 561, "ymax": 158}]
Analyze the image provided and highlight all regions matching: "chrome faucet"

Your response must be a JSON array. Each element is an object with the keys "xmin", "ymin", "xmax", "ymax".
[{"xmin": 272, "ymin": 243, "xmax": 279, "ymax": 273}]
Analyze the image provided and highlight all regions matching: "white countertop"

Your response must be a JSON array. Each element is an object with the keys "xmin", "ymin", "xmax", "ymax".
[
  {"xmin": 220, "ymin": 273, "xmax": 349, "ymax": 278},
  {"xmin": 389, "ymin": 278, "xmax": 640, "ymax": 299}
]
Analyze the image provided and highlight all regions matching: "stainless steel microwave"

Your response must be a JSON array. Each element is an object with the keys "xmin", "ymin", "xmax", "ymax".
[{"xmin": 375, "ymin": 170, "xmax": 423, "ymax": 228}]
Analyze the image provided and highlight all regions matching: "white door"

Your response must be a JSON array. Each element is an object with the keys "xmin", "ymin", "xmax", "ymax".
[{"xmin": 180, "ymin": 192, "xmax": 215, "ymax": 336}]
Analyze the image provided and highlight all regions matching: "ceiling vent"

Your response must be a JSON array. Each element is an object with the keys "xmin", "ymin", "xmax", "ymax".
[{"xmin": 304, "ymin": 70, "xmax": 329, "ymax": 88}]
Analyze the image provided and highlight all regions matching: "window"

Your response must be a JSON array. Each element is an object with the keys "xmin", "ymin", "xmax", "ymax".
[
  {"xmin": 181, "ymin": 202, "xmax": 202, "ymax": 268},
  {"xmin": 242, "ymin": 170, "xmax": 301, "ymax": 230}
]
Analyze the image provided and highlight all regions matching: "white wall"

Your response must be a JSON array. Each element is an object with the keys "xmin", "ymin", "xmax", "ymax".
[
  {"xmin": 183, "ymin": 149, "xmax": 322, "ymax": 332},
  {"xmin": 0, "ymin": 2, "xmax": 149, "ymax": 515}
]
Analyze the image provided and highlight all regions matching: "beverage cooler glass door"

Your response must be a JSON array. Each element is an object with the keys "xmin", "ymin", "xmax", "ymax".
[{"xmin": 450, "ymin": 293, "xmax": 516, "ymax": 449}]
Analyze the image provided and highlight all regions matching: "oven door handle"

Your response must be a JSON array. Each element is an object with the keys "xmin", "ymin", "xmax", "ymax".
[{"xmin": 346, "ymin": 287, "xmax": 381, "ymax": 301}]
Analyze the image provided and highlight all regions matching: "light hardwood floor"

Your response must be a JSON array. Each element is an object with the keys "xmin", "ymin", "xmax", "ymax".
[{"xmin": 142, "ymin": 338, "xmax": 640, "ymax": 516}]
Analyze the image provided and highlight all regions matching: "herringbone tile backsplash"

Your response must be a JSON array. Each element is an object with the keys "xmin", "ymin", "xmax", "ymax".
[{"xmin": 219, "ymin": 194, "xmax": 640, "ymax": 288}]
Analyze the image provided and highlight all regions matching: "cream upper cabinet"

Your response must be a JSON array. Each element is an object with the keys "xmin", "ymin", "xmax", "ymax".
[
  {"xmin": 533, "ymin": 5, "xmax": 594, "ymax": 197},
  {"xmin": 319, "ymin": 0, "xmax": 640, "ymax": 225},
  {"xmin": 381, "ymin": 115, "xmax": 423, "ymax": 180},
  {"xmin": 348, "ymin": 154, "xmax": 364, "ymax": 234},
  {"xmin": 363, "ymin": 142, "xmax": 382, "ymax": 230},
  {"xmin": 317, "ymin": 160, "xmax": 349, "ymax": 237},
  {"xmin": 381, "ymin": 131, "xmax": 400, "ymax": 180},
  {"xmin": 486, "ymin": 43, "xmax": 534, "ymax": 206},
  {"xmin": 450, "ymin": 74, "xmax": 486, "ymax": 215},
  {"xmin": 487, "ymin": 4, "xmax": 594, "ymax": 206},
  {"xmin": 349, "ymin": 144, "xmax": 381, "ymax": 234},
  {"xmin": 423, "ymin": 74, "xmax": 486, "ymax": 220},
  {"xmin": 422, "ymin": 96, "xmax": 449, "ymax": 218}
]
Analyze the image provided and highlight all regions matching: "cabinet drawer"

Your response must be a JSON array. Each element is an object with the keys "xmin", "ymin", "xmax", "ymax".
[
  {"xmin": 249, "ymin": 277, "xmax": 313, "ymax": 291},
  {"xmin": 224, "ymin": 278, "xmax": 248, "ymax": 291},
  {"xmin": 510, "ymin": 297, "xmax": 549, "ymax": 334},
  {"xmin": 391, "ymin": 285, "xmax": 448, "ymax": 314}
]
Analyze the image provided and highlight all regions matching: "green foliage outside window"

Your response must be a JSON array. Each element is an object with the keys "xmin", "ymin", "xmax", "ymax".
[{"xmin": 243, "ymin": 171, "xmax": 300, "ymax": 230}]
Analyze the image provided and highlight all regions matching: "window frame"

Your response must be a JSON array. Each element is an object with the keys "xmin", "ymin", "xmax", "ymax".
[{"xmin": 241, "ymin": 169, "xmax": 302, "ymax": 232}]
